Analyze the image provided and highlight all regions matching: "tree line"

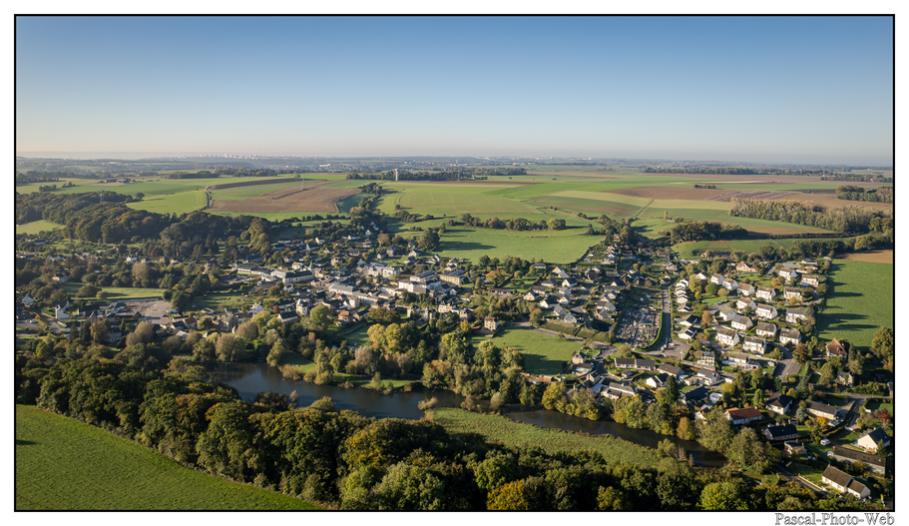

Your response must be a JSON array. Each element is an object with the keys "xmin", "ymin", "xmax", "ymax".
[
  {"xmin": 836, "ymin": 185, "xmax": 893, "ymax": 203},
  {"xmin": 669, "ymin": 221, "xmax": 748, "ymax": 243},
  {"xmin": 730, "ymin": 199, "xmax": 892, "ymax": 235}
]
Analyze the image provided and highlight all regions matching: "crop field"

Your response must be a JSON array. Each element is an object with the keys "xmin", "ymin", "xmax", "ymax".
[
  {"xmin": 16, "ymin": 219, "xmax": 64, "ymax": 235},
  {"xmin": 818, "ymin": 259, "xmax": 893, "ymax": 348},
  {"xmin": 431, "ymin": 408, "xmax": 656, "ymax": 467},
  {"xmin": 211, "ymin": 179, "xmax": 359, "ymax": 216},
  {"xmin": 477, "ymin": 326, "xmax": 581, "ymax": 375},
  {"xmin": 15, "ymin": 405, "xmax": 317, "ymax": 510}
]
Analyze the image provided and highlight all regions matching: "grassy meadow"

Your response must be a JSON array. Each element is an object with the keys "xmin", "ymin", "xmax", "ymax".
[
  {"xmin": 15, "ymin": 405, "xmax": 317, "ymax": 510},
  {"xmin": 477, "ymin": 326, "xmax": 581, "ymax": 375},
  {"xmin": 16, "ymin": 219, "xmax": 64, "ymax": 235},
  {"xmin": 430, "ymin": 408, "xmax": 657, "ymax": 467},
  {"xmin": 818, "ymin": 259, "xmax": 893, "ymax": 348}
]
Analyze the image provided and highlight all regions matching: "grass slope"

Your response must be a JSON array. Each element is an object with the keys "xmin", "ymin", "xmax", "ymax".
[
  {"xmin": 818, "ymin": 259, "xmax": 893, "ymax": 348},
  {"xmin": 15, "ymin": 405, "xmax": 317, "ymax": 510},
  {"xmin": 478, "ymin": 327, "xmax": 580, "ymax": 375},
  {"xmin": 434, "ymin": 226, "xmax": 597, "ymax": 264},
  {"xmin": 16, "ymin": 220, "xmax": 64, "ymax": 235},
  {"xmin": 431, "ymin": 408, "xmax": 656, "ymax": 467}
]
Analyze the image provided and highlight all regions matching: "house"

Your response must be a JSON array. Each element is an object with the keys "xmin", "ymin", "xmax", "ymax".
[
  {"xmin": 736, "ymin": 261, "xmax": 760, "ymax": 273},
  {"xmin": 715, "ymin": 327, "xmax": 739, "ymax": 348},
  {"xmin": 825, "ymin": 339, "xmax": 848, "ymax": 359},
  {"xmin": 801, "ymin": 274, "xmax": 821, "ymax": 288},
  {"xmin": 821, "ymin": 465, "xmax": 870, "ymax": 500},
  {"xmin": 766, "ymin": 395, "xmax": 795, "ymax": 416},
  {"xmin": 724, "ymin": 352, "xmax": 758, "ymax": 370},
  {"xmin": 54, "ymin": 304, "xmax": 70, "ymax": 321},
  {"xmin": 735, "ymin": 298, "xmax": 755, "ymax": 312},
  {"xmin": 783, "ymin": 288, "xmax": 804, "ymax": 302},
  {"xmin": 779, "ymin": 329, "xmax": 801, "ymax": 346},
  {"xmin": 680, "ymin": 386, "xmax": 709, "ymax": 405},
  {"xmin": 836, "ymin": 371, "xmax": 855, "ymax": 387},
  {"xmin": 725, "ymin": 407, "xmax": 763, "ymax": 426},
  {"xmin": 830, "ymin": 445, "xmax": 888, "ymax": 475},
  {"xmin": 756, "ymin": 322, "xmax": 778, "ymax": 338},
  {"xmin": 483, "ymin": 317, "xmax": 499, "ymax": 332},
  {"xmin": 784, "ymin": 441, "xmax": 807, "ymax": 457},
  {"xmin": 601, "ymin": 382, "xmax": 637, "ymax": 400},
  {"xmin": 743, "ymin": 336, "xmax": 767, "ymax": 354},
  {"xmin": 730, "ymin": 314, "xmax": 754, "ymax": 332},
  {"xmin": 755, "ymin": 304, "xmax": 778, "ymax": 320},
  {"xmin": 678, "ymin": 327, "xmax": 698, "ymax": 341},
  {"xmin": 657, "ymin": 363, "xmax": 684, "ymax": 378},
  {"xmin": 786, "ymin": 307, "xmax": 812, "ymax": 325},
  {"xmin": 756, "ymin": 287, "xmax": 776, "ymax": 302},
  {"xmin": 613, "ymin": 357, "xmax": 654, "ymax": 371},
  {"xmin": 738, "ymin": 282, "xmax": 755, "ymax": 296},
  {"xmin": 778, "ymin": 267, "xmax": 800, "ymax": 282},
  {"xmin": 440, "ymin": 270, "xmax": 466, "ymax": 286},
  {"xmin": 806, "ymin": 401, "xmax": 844, "ymax": 421},
  {"xmin": 855, "ymin": 428, "xmax": 890, "ymax": 453},
  {"xmin": 644, "ymin": 373, "xmax": 669, "ymax": 389},
  {"xmin": 763, "ymin": 424, "xmax": 799, "ymax": 442}
]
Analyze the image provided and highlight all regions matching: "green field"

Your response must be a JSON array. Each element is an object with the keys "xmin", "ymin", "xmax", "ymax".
[
  {"xmin": 15, "ymin": 405, "xmax": 317, "ymax": 510},
  {"xmin": 433, "ymin": 226, "xmax": 598, "ymax": 264},
  {"xmin": 16, "ymin": 220, "xmax": 64, "ymax": 235},
  {"xmin": 478, "ymin": 327, "xmax": 581, "ymax": 375},
  {"xmin": 129, "ymin": 189, "xmax": 208, "ymax": 215},
  {"xmin": 65, "ymin": 283, "xmax": 165, "ymax": 300},
  {"xmin": 818, "ymin": 259, "xmax": 893, "ymax": 348},
  {"xmin": 431, "ymin": 408, "xmax": 656, "ymax": 467}
]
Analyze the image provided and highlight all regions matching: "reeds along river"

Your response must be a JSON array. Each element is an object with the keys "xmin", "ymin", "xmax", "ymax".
[{"xmin": 214, "ymin": 363, "xmax": 724, "ymax": 467}]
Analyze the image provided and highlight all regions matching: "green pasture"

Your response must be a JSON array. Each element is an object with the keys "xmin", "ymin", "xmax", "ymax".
[
  {"xmin": 476, "ymin": 326, "xmax": 581, "ymax": 375},
  {"xmin": 15, "ymin": 405, "xmax": 317, "ymax": 510},
  {"xmin": 16, "ymin": 220, "xmax": 64, "ymax": 235},
  {"xmin": 818, "ymin": 259, "xmax": 893, "ymax": 348}
]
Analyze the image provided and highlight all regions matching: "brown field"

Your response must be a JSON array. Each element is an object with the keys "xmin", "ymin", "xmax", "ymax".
[
  {"xmin": 206, "ymin": 178, "xmax": 297, "ymax": 191},
  {"xmin": 841, "ymin": 250, "xmax": 893, "ymax": 264},
  {"xmin": 211, "ymin": 181, "xmax": 357, "ymax": 213}
]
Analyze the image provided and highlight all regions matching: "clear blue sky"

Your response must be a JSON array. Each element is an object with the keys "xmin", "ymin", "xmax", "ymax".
[{"xmin": 16, "ymin": 16, "xmax": 893, "ymax": 165}]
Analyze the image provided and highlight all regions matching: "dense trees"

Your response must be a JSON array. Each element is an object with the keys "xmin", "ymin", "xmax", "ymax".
[
  {"xmin": 730, "ymin": 199, "xmax": 890, "ymax": 235},
  {"xmin": 669, "ymin": 221, "xmax": 748, "ymax": 243},
  {"xmin": 836, "ymin": 185, "xmax": 893, "ymax": 203}
]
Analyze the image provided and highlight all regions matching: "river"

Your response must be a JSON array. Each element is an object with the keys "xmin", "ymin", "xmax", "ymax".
[{"xmin": 214, "ymin": 362, "xmax": 724, "ymax": 466}]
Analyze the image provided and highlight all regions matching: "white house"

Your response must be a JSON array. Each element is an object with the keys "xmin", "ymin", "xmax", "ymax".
[{"xmin": 755, "ymin": 304, "xmax": 778, "ymax": 320}]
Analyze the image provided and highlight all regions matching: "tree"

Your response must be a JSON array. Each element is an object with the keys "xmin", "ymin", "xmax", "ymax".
[
  {"xmin": 699, "ymin": 481, "xmax": 750, "ymax": 510},
  {"xmin": 727, "ymin": 427, "xmax": 773, "ymax": 473},
  {"xmin": 696, "ymin": 408, "xmax": 733, "ymax": 452},
  {"xmin": 266, "ymin": 338, "xmax": 288, "ymax": 367},
  {"xmin": 676, "ymin": 416, "xmax": 695, "ymax": 441},
  {"xmin": 308, "ymin": 304, "xmax": 335, "ymax": 333},
  {"xmin": 195, "ymin": 402, "xmax": 258, "ymax": 481},
  {"xmin": 793, "ymin": 343, "xmax": 810, "ymax": 364},
  {"xmin": 215, "ymin": 333, "xmax": 246, "ymax": 362},
  {"xmin": 417, "ymin": 229, "xmax": 440, "ymax": 251},
  {"xmin": 125, "ymin": 321, "xmax": 156, "ymax": 347},
  {"xmin": 871, "ymin": 327, "xmax": 894, "ymax": 371},
  {"xmin": 487, "ymin": 479, "xmax": 530, "ymax": 510}
]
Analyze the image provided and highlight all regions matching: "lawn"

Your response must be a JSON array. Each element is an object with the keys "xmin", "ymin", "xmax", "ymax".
[
  {"xmin": 15, "ymin": 405, "xmax": 317, "ymax": 510},
  {"xmin": 66, "ymin": 283, "xmax": 164, "ymax": 300},
  {"xmin": 478, "ymin": 327, "xmax": 581, "ymax": 375},
  {"xmin": 431, "ymin": 408, "xmax": 657, "ymax": 467},
  {"xmin": 433, "ymin": 226, "xmax": 598, "ymax": 264},
  {"xmin": 818, "ymin": 259, "xmax": 893, "ymax": 349},
  {"xmin": 16, "ymin": 220, "xmax": 64, "ymax": 235}
]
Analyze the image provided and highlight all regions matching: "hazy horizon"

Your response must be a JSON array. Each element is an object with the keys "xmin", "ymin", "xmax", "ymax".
[{"xmin": 16, "ymin": 16, "xmax": 894, "ymax": 165}]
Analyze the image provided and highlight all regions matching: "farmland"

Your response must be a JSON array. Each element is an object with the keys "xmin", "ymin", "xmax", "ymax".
[
  {"xmin": 431, "ymin": 408, "xmax": 657, "ymax": 467},
  {"xmin": 15, "ymin": 219, "xmax": 63, "ymax": 235},
  {"xmin": 672, "ymin": 237, "xmax": 853, "ymax": 259},
  {"xmin": 477, "ymin": 326, "xmax": 581, "ymax": 375},
  {"xmin": 15, "ymin": 405, "xmax": 318, "ymax": 510},
  {"xmin": 818, "ymin": 258, "xmax": 894, "ymax": 348}
]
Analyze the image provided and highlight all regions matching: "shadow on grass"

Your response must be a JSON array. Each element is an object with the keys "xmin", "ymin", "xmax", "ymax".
[
  {"xmin": 441, "ymin": 241, "xmax": 496, "ymax": 251},
  {"xmin": 16, "ymin": 439, "xmax": 37, "ymax": 446}
]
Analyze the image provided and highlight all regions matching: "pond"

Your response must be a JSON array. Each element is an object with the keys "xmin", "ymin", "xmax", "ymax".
[{"xmin": 215, "ymin": 362, "xmax": 724, "ymax": 466}]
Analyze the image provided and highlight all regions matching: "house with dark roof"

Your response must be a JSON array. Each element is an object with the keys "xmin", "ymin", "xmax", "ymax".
[
  {"xmin": 855, "ymin": 428, "xmax": 891, "ymax": 453},
  {"xmin": 763, "ymin": 424, "xmax": 799, "ymax": 442},
  {"xmin": 725, "ymin": 407, "xmax": 763, "ymax": 426},
  {"xmin": 766, "ymin": 395, "xmax": 795, "ymax": 416},
  {"xmin": 821, "ymin": 465, "xmax": 870, "ymax": 500},
  {"xmin": 806, "ymin": 401, "xmax": 845, "ymax": 421},
  {"xmin": 830, "ymin": 446, "xmax": 888, "ymax": 475}
]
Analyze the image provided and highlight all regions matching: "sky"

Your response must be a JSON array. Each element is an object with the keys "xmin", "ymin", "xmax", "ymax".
[{"xmin": 15, "ymin": 16, "xmax": 894, "ymax": 165}]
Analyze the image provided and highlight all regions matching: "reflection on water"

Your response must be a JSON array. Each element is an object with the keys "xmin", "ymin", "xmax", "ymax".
[
  {"xmin": 215, "ymin": 363, "xmax": 724, "ymax": 466},
  {"xmin": 212, "ymin": 362, "xmax": 459, "ymax": 420}
]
